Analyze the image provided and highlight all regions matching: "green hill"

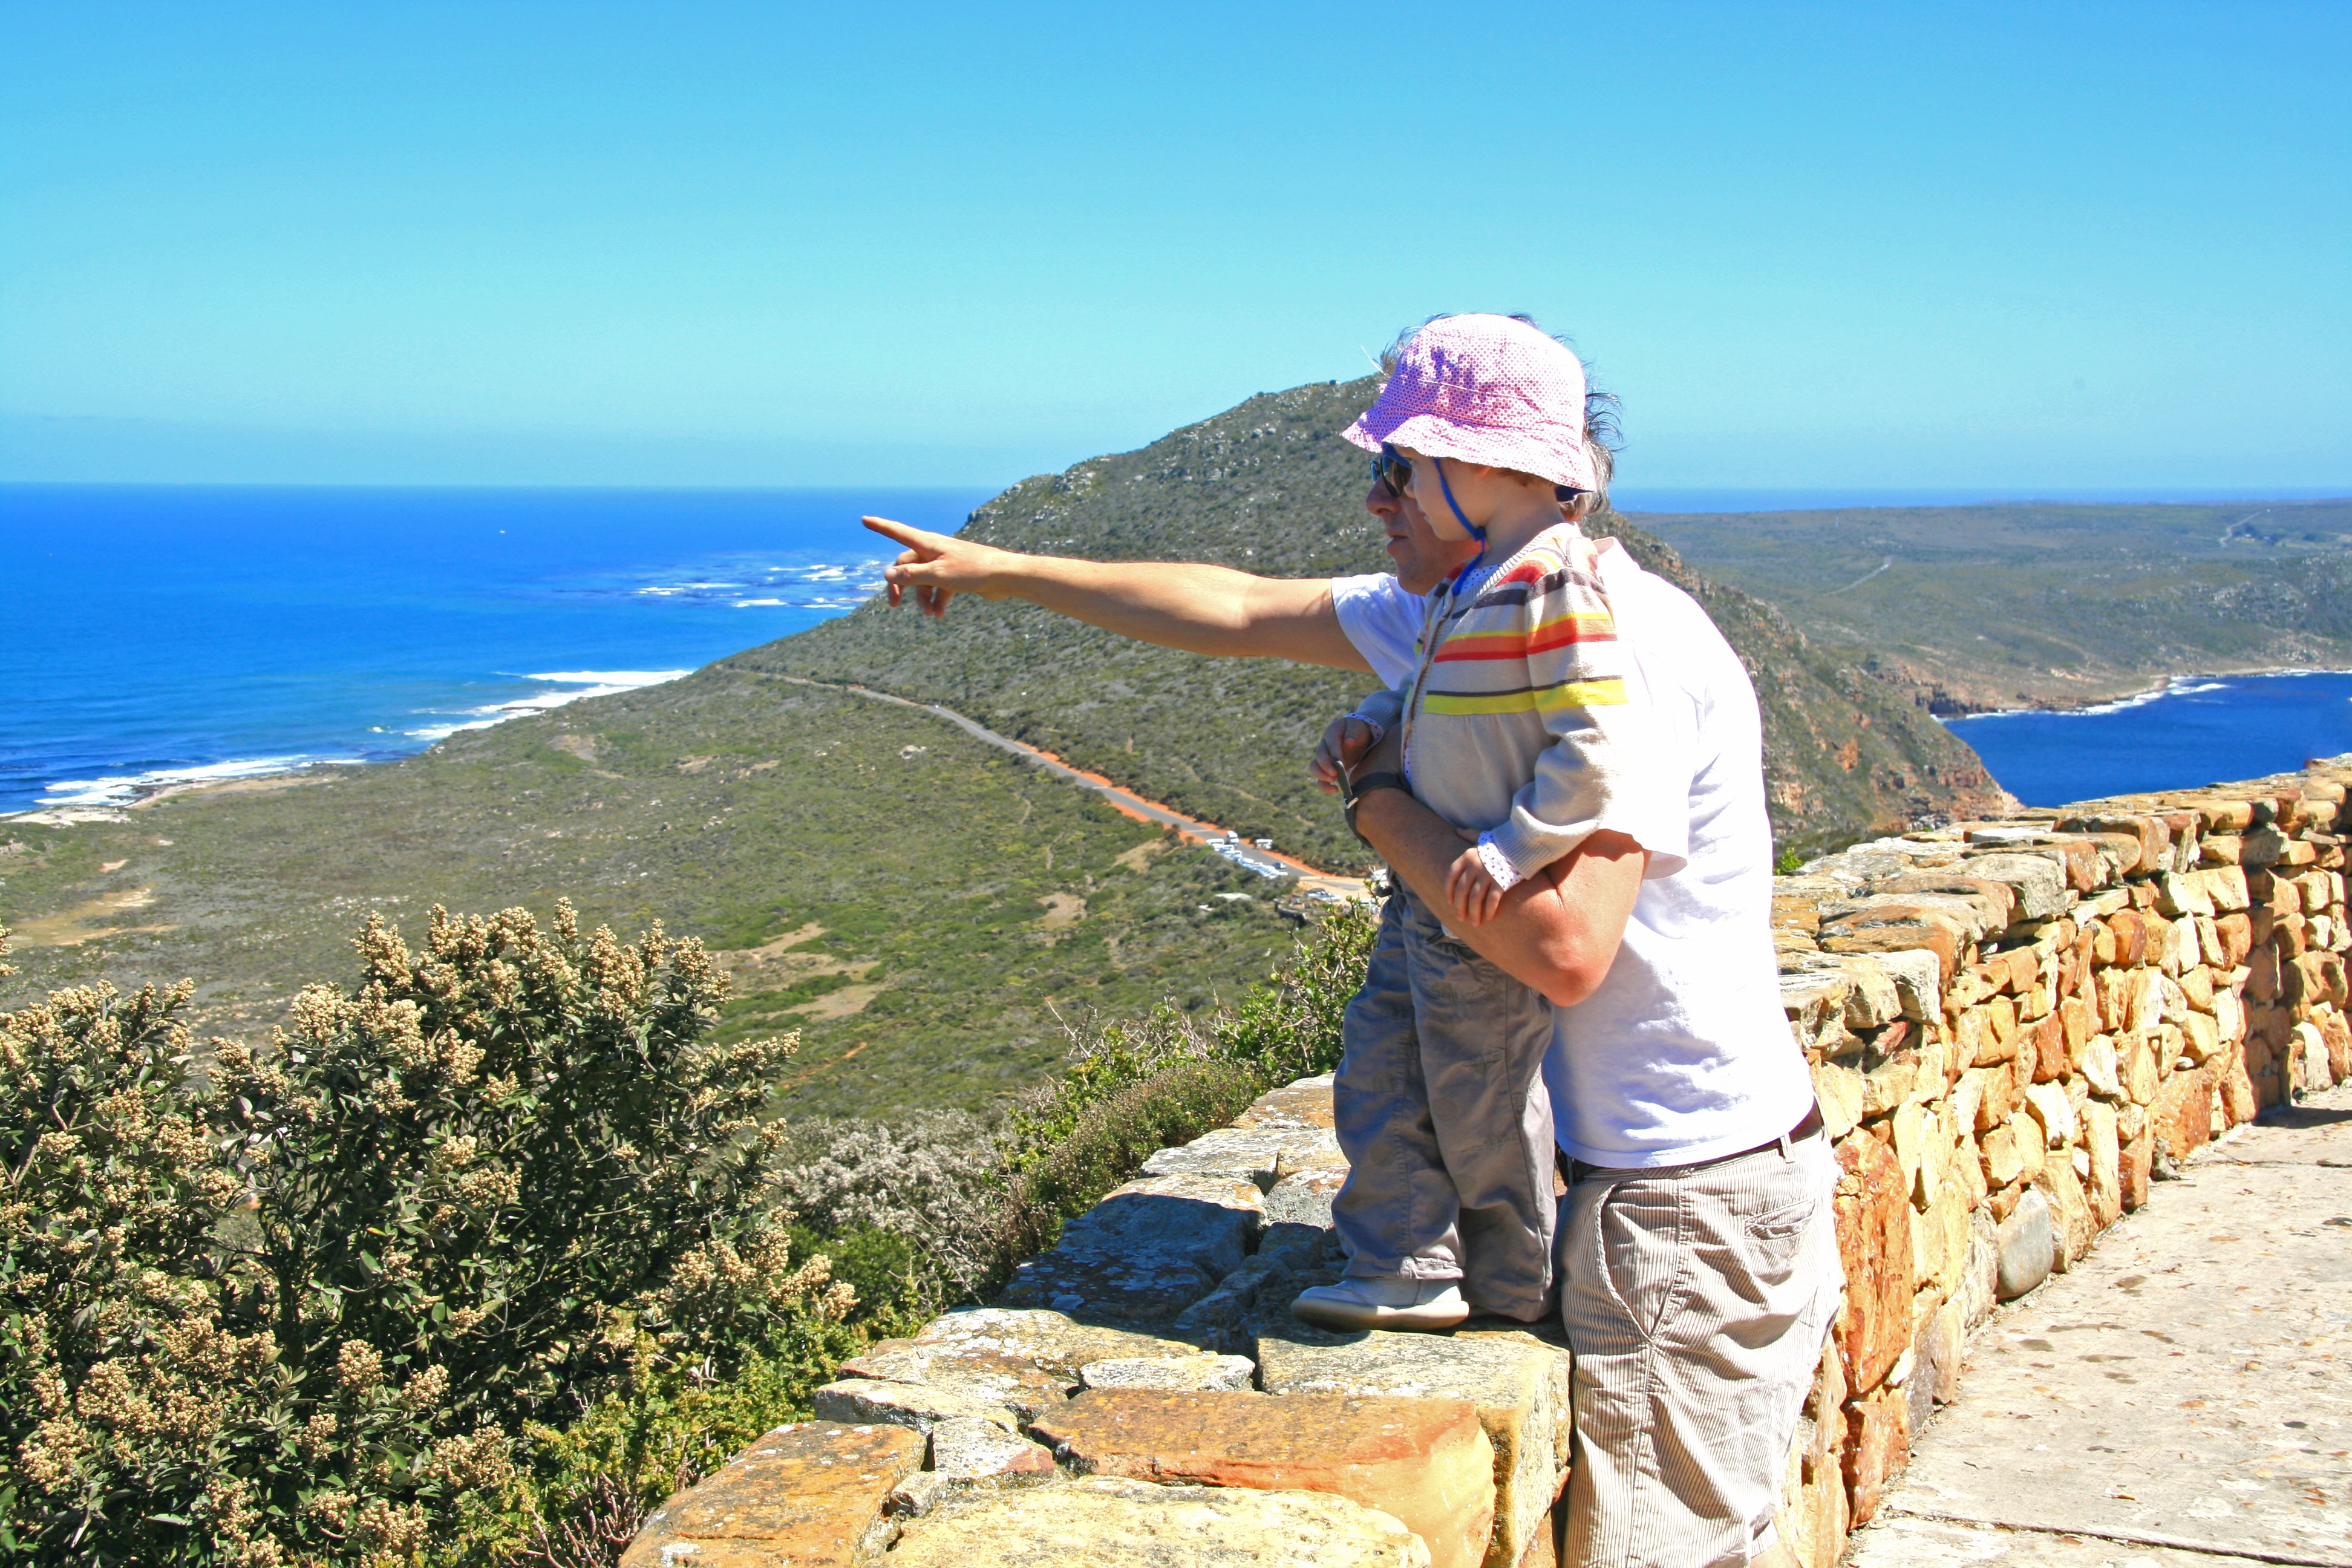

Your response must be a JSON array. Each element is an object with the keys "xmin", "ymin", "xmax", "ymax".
[
  {"xmin": 750, "ymin": 376, "xmax": 2007, "ymax": 863},
  {"xmin": 1632, "ymin": 498, "xmax": 2352, "ymax": 714}
]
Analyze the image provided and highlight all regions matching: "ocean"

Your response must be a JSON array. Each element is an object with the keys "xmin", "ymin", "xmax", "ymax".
[
  {"xmin": 1, "ymin": 484, "xmax": 989, "ymax": 814},
  {"xmin": 1945, "ymin": 672, "xmax": 2352, "ymax": 809},
  {"xmin": 11, "ymin": 485, "xmax": 2352, "ymax": 821}
]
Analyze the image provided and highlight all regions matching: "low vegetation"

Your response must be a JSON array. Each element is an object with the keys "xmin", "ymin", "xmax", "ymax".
[
  {"xmin": 0, "ymin": 891, "xmax": 1372, "ymax": 1565},
  {"xmin": 1635, "ymin": 497, "xmax": 2352, "ymax": 714},
  {"xmin": 0, "ymin": 682, "xmax": 1302, "ymax": 1120}
]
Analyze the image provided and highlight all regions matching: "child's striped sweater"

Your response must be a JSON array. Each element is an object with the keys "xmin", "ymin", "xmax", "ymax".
[{"xmin": 1356, "ymin": 523, "xmax": 1647, "ymax": 887}]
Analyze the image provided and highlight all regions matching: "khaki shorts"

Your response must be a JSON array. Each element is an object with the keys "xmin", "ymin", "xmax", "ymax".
[{"xmin": 1559, "ymin": 1123, "xmax": 1843, "ymax": 1568}]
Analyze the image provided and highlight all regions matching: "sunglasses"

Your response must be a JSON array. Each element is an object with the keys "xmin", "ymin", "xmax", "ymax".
[{"xmin": 1371, "ymin": 443, "xmax": 1414, "ymax": 498}]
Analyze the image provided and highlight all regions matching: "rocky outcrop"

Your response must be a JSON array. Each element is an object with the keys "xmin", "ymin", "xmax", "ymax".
[{"xmin": 624, "ymin": 760, "xmax": 2352, "ymax": 1568}]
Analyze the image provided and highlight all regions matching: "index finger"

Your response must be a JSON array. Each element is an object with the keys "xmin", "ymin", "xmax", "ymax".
[{"xmin": 863, "ymin": 515, "xmax": 949, "ymax": 551}]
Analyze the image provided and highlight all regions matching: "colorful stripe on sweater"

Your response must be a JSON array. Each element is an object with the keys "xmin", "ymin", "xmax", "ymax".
[{"xmin": 1393, "ymin": 523, "xmax": 1644, "ymax": 883}]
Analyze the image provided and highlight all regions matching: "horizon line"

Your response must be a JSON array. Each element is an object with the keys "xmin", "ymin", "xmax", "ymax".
[{"xmin": 4, "ymin": 478, "xmax": 2350, "ymax": 512}]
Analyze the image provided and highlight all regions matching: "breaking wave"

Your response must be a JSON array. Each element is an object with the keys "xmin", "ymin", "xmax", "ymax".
[{"xmin": 403, "ymin": 671, "xmax": 691, "ymax": 740}]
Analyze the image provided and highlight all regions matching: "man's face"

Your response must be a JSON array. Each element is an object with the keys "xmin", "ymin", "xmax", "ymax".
[{"xmin": 1365, "ymin": 478, "xmax": 1482, "ymax": 595}]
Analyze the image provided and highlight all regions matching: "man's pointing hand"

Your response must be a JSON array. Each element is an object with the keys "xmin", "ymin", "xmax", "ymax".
[
  {"xmin": 863, "ymin": 515, "xmax": 1012, "ymax": 618},
  {"xmin": 863, "ymin": 514, "xmax": 1373, "ymax": 671}
]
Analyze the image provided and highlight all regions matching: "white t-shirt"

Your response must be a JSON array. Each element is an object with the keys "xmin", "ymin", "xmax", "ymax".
[
  {"xmin": 1330, "ymin": 558, "xmax": 1809, "ymax": 1169},
  {"xmin": 1331, "ymin": 571, "xmax": 1429, "ymax": 688}
]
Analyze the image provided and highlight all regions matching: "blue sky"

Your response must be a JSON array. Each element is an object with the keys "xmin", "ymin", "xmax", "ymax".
[{"xmin": 2, "ymin": 2, "xmax": 2346, "ymax": 491}]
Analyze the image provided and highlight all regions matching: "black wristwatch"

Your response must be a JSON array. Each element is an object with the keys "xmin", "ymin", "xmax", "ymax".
[{"xmin": 1341, "ymin": 770, "xmax": 1411, "ymax": 844}]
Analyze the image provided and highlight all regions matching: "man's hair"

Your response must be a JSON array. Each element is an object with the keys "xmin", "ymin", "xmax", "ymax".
[{"xmin": 1377, "ymin": 313, "xmax": 1621, "ymax": 522}]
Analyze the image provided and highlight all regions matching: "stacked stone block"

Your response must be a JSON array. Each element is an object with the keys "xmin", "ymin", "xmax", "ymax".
[{"xmin": 624, "ymin": 762, "xmax": 2352, "ymax": 1568}]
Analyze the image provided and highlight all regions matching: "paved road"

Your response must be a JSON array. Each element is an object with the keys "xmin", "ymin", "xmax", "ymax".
[
  {"xmin": 1846, "ymin": 1080, "xmax": 2352, "ymax": 1567},
  {"xmin": 765, "ymin": 673, "xmax": 1368, "ymax": 901}
]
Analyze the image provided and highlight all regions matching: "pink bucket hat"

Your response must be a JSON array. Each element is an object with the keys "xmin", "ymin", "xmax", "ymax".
[{"xmin": 1342, "ymin": 313, "xmax": 1597, "ymax": 491}]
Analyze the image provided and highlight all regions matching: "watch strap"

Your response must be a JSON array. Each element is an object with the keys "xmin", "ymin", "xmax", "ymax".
[{"xmin": 1342, "ymin": 769, "xmax": 1411, "ymax": 843}]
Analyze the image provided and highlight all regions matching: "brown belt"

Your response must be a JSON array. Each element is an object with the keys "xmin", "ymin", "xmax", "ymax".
[
  {"xmin": 1733, "ymin": 1100, "xmax": 1826, "ymax": 1161},
  {"xmin": 1564, "ymin": 1102, "xmax": 1825, "ymax": 1184}
]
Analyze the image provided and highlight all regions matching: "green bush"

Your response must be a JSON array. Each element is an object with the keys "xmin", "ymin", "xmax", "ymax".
[
  {"xmin": 437, "ymin": 1321, "xmax": 864, "ymax": 1567},
  {"xmin": 0, "ymin": 907, "xmax": 844, "ymax": 1567},
  {"xmin": 769, "ymin": 1112, "xmax": 1001, "ymax": 1305},
  {"xmin": 996, "ymin": 1057, "xmax": 1264, "ymax": 1268},
  {"xmin": 1217, "ymin": 898, "xmax": 1378, "ymax": 1084},
  {"xmin": 471, "ymin": 900, "xmax": 1380, "ymax": 1555}
]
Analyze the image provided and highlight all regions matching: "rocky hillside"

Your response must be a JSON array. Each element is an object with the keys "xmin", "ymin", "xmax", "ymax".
[{"xmin": 751, "ymin": 376, "xmax": 2008, "ymax": 861}]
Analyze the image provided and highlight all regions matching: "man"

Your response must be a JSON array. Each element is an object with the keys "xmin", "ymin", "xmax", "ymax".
[{"xmin": 866, "ymin": 431, "xmax": 1837, "ymax": 1568}]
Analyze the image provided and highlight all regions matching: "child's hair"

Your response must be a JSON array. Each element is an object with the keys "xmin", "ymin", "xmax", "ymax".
[{"xmin": 1378, "ymin": 313, "xmax": 1620, "ymax": 521}]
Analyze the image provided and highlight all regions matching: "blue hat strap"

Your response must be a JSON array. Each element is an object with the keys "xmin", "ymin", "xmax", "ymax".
[{"xmin": 1432, "ymin": 456, "xmax": 1485, "ymax": 547}]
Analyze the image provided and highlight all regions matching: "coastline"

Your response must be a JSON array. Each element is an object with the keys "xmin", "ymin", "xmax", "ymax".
[
  {"xmin": 19, "ymin": 658, "xmax": 2351, "ymax": 826},
  {"xmin": 1939, "ymin": 666, "xmax": 2352, "ymax": 809},
  {"xmin": 2, "ymin": 669, "xmax": 697, "ymax": 822},
  {"xmin": 1, "ymin": 483, "xmax": 985, "ymax": 822},
  {"xmin": 4, "ymin": 759, "xmax": 369, "ymax": 824},
  {"xmin": 1935, "ymin": 662, "xmax": 2352, "ymax": 724}
]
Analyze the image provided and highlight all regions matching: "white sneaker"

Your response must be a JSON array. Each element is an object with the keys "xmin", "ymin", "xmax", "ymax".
[{"xmin": 1290, "ymin": 1276, "xmax": 1469, "ymax": 1333}]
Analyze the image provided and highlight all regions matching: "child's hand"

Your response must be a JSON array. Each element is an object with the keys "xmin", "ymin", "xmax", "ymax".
[
  {"xmin": 1313, "ymin": 714, "xmax": 1380, "ymax": 794},
  {"xmin": 1446, "ymin": 844, "xmax": 1506, "ymax": 926}
]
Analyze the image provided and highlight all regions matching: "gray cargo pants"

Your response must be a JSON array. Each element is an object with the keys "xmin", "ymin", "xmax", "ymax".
[{"xmin": 1329, "ymin": 887, "xmax": 1560, "ymax": 1321}]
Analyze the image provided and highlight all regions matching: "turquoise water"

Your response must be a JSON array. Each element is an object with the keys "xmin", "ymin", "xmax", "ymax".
[
  {"xmin": 2, "ymin": 484, "xmax": 988, "ymax": 813},
  {"xmin": 1946, "ymin": 672, "xmax": 2352, "ymax": 808}
]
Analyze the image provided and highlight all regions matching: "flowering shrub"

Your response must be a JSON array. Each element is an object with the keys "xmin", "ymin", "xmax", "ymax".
[
  {"xmin": 463, "ymin": 902, "xmax": 1379, "ymax": 1560},
  {"xmin": 0, "ymin": 907, "xmax": 843, "ymax": 1567},
  {"xmin": 773, "ymin": 1111, "xmax": 999, "ymax": 1300}
]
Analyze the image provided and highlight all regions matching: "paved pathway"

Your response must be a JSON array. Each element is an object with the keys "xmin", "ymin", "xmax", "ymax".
[{"xmin": 1847, "ymin": 1080, "xmax": 2352, "ymax": 1567}]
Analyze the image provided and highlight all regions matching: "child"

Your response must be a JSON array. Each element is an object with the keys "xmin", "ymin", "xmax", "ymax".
[{"xmin": 1293, "ymin": 313, "xmax": 1644, "ymax": 1332}]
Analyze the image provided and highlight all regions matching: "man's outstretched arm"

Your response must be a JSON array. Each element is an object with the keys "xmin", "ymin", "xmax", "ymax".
[{"xmin": 864, "ymin": 516, "xmax": 1374, "ymax": 671}]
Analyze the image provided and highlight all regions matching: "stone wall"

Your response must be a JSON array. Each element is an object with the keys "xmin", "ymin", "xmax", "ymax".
[{"xmin": 621, "ymin": 763, "xmax": 2352, "ymax": 1568}]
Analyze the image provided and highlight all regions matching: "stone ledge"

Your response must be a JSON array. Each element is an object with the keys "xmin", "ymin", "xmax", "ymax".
[
  {"xmin": 1255, "ymin": 1325, "xmax": 1569, "ymax": 1568},
  {"xmin": 884, "ymin": 1475, "xmax": 1431, "ymax": 1568},
  {"xmin": 834, "ymin": 1308, "xmax": 1209, "ymax": 1423},
  {"xmin": 1030, "ymin": 1387, "xmax": 1495, "ymax": 1568},
  {"xmin": 620, "ymin": 1420, "xmax": 923, "ymax": 1568},
  {"xmin": 996, "ymin": 1172, "xmax": 1264, "ymax": 1323}
]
